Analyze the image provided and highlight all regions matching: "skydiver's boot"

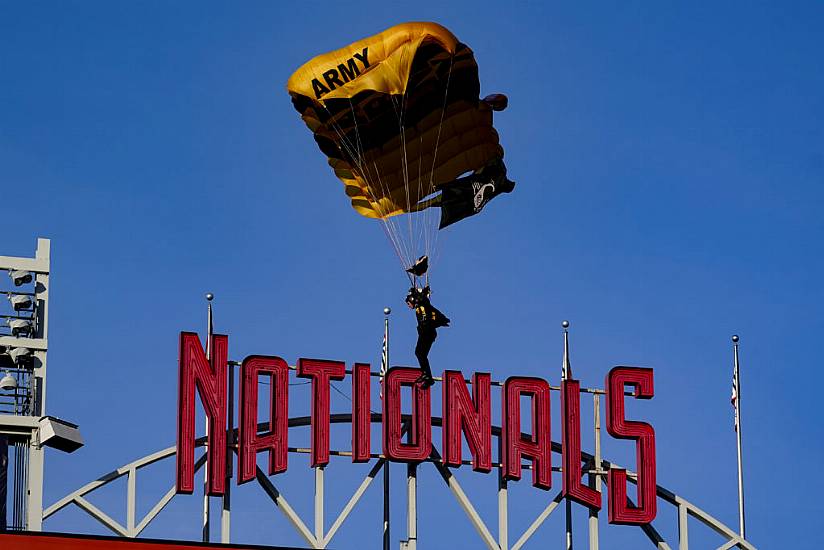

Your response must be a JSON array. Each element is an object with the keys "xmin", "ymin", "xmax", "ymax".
[{"xmin": 414, "ymin": 371, "xmax": 435, "ymax": 388}]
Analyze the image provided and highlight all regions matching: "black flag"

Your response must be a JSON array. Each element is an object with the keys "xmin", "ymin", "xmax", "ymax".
[{"xmin": 437, "ymin": 158, "xmax": 515, "ymax": 229}]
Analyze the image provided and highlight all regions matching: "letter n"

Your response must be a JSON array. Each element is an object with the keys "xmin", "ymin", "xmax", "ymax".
[
  {"xmin": 237, "ymin": 356, "xmax": 290, "ymax": 484},
  {"xmin": 502, "ymin": 377, "xmax": 551, "ymax": 489},
  {"xmin": 442, "ymin": 371, "xmax": 492, "ymax": 472},
  {"xmin": 176, "ymin": 332, "xmax": 227, "ymax": 495},
  {"xmin": 606, "ymin": 367, "xmax": 656, "ymax": 525}
]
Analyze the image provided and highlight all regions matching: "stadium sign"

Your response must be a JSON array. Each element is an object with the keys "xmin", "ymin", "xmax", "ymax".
[{"xmin": 175, "ymin": 332, "xmax": 657, "ymax": 525}]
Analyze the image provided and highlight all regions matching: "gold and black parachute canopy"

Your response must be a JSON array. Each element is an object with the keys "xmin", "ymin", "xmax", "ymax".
[{"xmin": 287, "ymin": 22, "xmax": 512, "ymax": 278}]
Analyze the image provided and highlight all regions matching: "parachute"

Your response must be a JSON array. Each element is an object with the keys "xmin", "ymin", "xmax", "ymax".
[{"xmin": 287, "ymin": 22, "xmax": 514, "ymax": 281}]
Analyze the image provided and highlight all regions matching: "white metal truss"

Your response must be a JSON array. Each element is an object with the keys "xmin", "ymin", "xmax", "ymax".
[
  {"xmin": 43, "ymin": 412, "xmax": 757, "ymax": 549},
  {"xmin": 0, "ymin": 238, "xmax": 52, "ymax": 531}
]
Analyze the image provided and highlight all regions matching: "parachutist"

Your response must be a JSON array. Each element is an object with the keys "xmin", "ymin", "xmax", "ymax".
[{"xmin": 406, "ymin": 286, "xmax": 450, "ymax": 388}]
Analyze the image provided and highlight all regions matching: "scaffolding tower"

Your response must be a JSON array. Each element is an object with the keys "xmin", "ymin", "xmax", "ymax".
[{"xmin": 0, "ymin": 238, "xmax": 82, "ymax": 532}]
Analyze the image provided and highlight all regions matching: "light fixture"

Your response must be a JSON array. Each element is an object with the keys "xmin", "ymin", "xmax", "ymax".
[
  {"xmin": 7, "ymin": 347, "xmax": 32, "ymax": 367},
  {"xmin": 0, "ymin": 371, "xmax": 16, "ymax": 390},
  {"xmin": 9, "ymin": 270, "xmax": 32, "ymax": 287},
  {"xmin": 9, "ymin": 294, "xmax": 33, "ymax": 311},
  {"xmin": 7, "ymin": 318, "xmax": 33, "ymax": 337},
  {"xmin": 38, "ymin": 417, "xmax": 84, "ymax": 453}
]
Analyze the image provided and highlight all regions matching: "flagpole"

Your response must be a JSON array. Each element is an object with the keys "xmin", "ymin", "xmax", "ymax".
[
  {"xmin": 562, "ymin": 320, "xmax": 573, "ymax": 550},
  {"xmin": 732, "ymin": 334, "xmax": 746, "ymax": 539},
  {"xmin": 202, "ymin": 293, "xmax": 214, "ymax": 543},
  {"xmin": 382, "ymin": 306, "xmax": 391, "ymax": 550}
]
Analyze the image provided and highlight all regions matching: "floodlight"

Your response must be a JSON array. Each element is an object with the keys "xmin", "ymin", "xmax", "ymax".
[
  {"xmin": 9, "ymin": 270, "xmax": 32, "ymax": 286},
  {"xmin": 38, "ymin": 416, "xmax": 84, "ymax": 453},
  {"xmin": 8, "ymin": 318, "xmax": 33, "ymax": 337},
  {"xmin": 7, "ymin": 347, "xmax": 32, "ymax": 367},
  {"xmin": 9, "ymin": 294, "xmax": 33, "ymax": 311},
  {"xmin": 0, "ymin": 371, "xmax": 16, "ymax": 390}
]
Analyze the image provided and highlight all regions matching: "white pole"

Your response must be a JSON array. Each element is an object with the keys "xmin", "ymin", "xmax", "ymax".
[
  {"xmin": 588, "ymin": 394, "xmax": 601, "ymax": 550},
  {"xmin": 222, "ymin": 359, "xmax": 234, "ymax": 543},
  {"xmin": 732, "ymin": 335, "xmax": 746, "ymax": 539},
  {"xmin": 315, "ymin": 465, "xmax": 325, "ymax": 544},
  {"xmin": 382, "ymin": 307, "xmax": 391, "ymax": 550},
  {"xmin": 562, "ymin": 321, "xmax": 573, "ymax": 550},
  {"xmin": 406, "ymin": 463, "xmax": 417, "ymax": 550},
  {"xmin": 202, "ymin": 293, "xmax": 214, "ymax": 543}
]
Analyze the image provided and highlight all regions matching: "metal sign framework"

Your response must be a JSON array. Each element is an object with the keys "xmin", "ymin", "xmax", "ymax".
[
  {"xmin": 0, "ymin": 240, "xmax": 756, "ymax": 549},
  {"xmin": 43, "ymin": 382, "xmax": 756, "ymax": 550}
]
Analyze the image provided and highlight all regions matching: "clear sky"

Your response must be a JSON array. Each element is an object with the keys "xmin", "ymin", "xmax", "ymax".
[{"xmin": 2, "ymin": 2, "xmax": 822, "ymax": 548}]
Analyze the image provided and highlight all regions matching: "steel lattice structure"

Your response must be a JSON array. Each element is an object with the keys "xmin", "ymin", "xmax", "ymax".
[
  {"xmin": 1, "ymin": 240, "xmax": 756, "ymax": 549},
  {"xmin": 43, "ymin": 408, "xmax": 756, "ymax": 550}
]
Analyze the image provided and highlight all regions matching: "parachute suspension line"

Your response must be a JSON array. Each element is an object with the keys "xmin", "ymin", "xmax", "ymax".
[
  {"xmin": 416, "ymin": 130, "xmax": 428, "ymax": 270},
  {"xmin": 317, "ymin": 111, "xmax": 401, "ymax": 261},
  {"xmin": 401, "ymin": 89, "xmax": 424, "ymax": 275},
  {"xmin": 344, "ymin": 97, "xmax": 413, "ymax": 266},
  {"xmin": 388, "ymin": 95, "xmax": 410, "ymax": 264},
  {"xmin": 343, "ymin": 97, "xmax": 413, "ymax": 268},
  {"xmin": 318, "ymin": 101, "xmax": 410, "ymax": 270},
  {"xmin": 371, "ymin": 155, "xmax": 415, "ymax": 269},
  {"xmin": 390, "ymin": 91, "xmax": 418, "ymax": 277},
  {"xmin": 425, "ymin": 54, "xmax": 455, "ymax": 278}
]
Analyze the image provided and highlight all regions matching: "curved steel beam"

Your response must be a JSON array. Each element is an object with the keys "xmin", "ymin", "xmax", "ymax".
[{"xmin": 44, "ymin": 414, "xmax": 756, "ymax": 549}]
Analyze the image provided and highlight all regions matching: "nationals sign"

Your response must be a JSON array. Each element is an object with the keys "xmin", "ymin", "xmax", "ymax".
[{"xmin": 175, "ymin": 332, "xmax": 657, "ymax": 526}]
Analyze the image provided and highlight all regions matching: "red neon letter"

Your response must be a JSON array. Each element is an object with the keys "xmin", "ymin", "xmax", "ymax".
[
  {"xmin": 298, "ymin": 358, "xmax": 346, "ymax": 467},
  {"xmin": 382, "ymin": 367, "xmax": 432, "ymax": 462},
  {"xmin": 606, "ymin": 366, "xmax": 656, "ymax": 525},
  {"xmin": 352, "ymin": 363, "xmax": 372, "ymax": 462},
  {"xmin": 502, "ymin": 377, "xmax": 552, "ymax": 489},
  {"xmin": 561, "ymin": 379, "xmax": 601, "ymax": 509},
  {"xmin": 238, "ymin": 355, "xmax": 289, "ymax": 484},
  {"xmin": 177, "ymin": 332, "xmax": 227, "ymax": 495},
  {"xmin": 442, "ymin": 371, "xmax": 492, "ymax": 472}
]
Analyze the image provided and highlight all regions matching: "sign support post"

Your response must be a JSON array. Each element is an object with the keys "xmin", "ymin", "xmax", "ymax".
[
  {"xmin": 381, "ymin": 308, "xmax": 391, "ymax": 550},
  {"xmin": 732, "ymin": 335, "xmax": 746, "ymax": 539},
  {"xmin": 202, "ymin": 294, "xmax": 214, "ymax": 543},
  {"xmin": 222, "ymin": 358, "xmax": 234, "ymax": 543},
  {"xmin": 562, "ymin": 321, "xmax": 573, "ymax": 550}
]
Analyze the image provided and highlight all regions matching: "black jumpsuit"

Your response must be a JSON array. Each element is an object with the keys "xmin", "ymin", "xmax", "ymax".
[{"xmin": 412, "ymin": 295, "xmax": 449, "ymax": 380}]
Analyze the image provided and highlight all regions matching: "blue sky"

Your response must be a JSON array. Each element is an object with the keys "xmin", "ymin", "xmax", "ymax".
[{"xmin": 2, "ymin": 1, "xmax": 822, "ymax": 548}]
